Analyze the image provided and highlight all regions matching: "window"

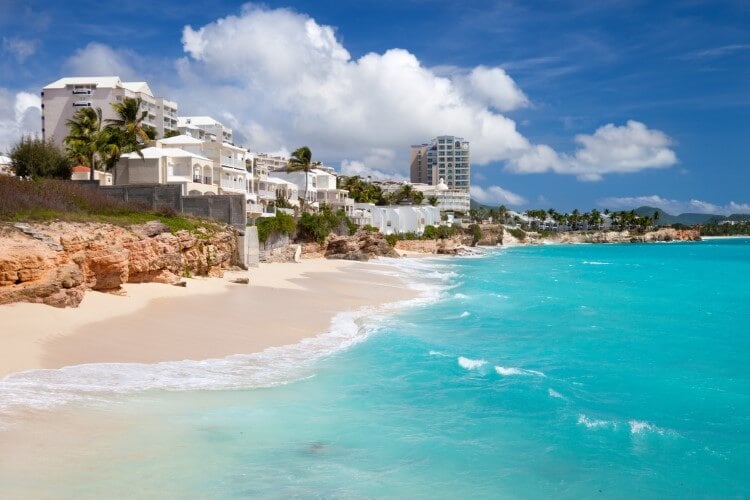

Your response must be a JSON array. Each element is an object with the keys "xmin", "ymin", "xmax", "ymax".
[{"xmin": 73, "ymin": 101, "xmax": 92, "ymax": 107}]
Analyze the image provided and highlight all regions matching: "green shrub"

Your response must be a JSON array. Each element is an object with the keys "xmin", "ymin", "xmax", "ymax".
[
  {"xmin": 468, "ymin": 223, "xmax": 482, "ymax": 246},
  {"xmin": 296, "ymin": 206, "xmax": 354, "ymax": 243},
  {"xmin": 362, "ymin": 224, "xmax": 378, "ymax": 233},
  {"xmin": 508, "ymin": 227, "xmax": 526, "ymax": 241},
  {"xmin": 10, "ymin": 136, "xmax": 72, "ymax": 179},
  {"xmin": 423, "ymin": 225, "xmax": 437, "ymax": 239},
  {"xmin": 255, "ymin": 212, "xmax": 296, "ymax": 243},
  {"xmin": 385, "ymin": 234, "xmax": 398, "ymax": 247}
]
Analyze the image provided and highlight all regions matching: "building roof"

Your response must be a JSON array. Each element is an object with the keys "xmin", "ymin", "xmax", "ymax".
[
  {"xmin": 157, "ymin": 135, "xmax": 204, "ymax": 145},
  {"xmin": 121, "ymin": 147, "xmax": 210, "ymax": 161},
  {"xmin": 71, "ymin": 165, "xmax": 91, "ymax": 173},
  {"xmin": 177, "ymin": 116, "xmax": 224, "ymax": 127},
  {"xmin": 266, "ymin": 176, "xmax": 298, "ymax": 187},
  {"xmin": 43, "ymin": 77, "xmax": 155, "ymax": 97}
]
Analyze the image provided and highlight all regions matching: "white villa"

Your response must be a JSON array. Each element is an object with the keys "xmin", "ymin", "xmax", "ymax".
[
  {"xmin": 354, "ymin": 204, "xmax": 441, "ymax": 235},
  {"xmin": 274, "ymin": 168, "xmax": 354, "ymax": 216},
  {"xmin": 114, "ymin": 146, "xmax": 217, "ymax": 195}
]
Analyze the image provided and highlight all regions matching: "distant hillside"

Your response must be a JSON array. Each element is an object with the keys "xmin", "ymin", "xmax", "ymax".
[{"xmin": 633, "ymin": 206, "xmax": 750, "ymax": 226}]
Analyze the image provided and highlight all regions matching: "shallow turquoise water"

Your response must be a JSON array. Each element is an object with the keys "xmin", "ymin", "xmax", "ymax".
[{"xmin": 2, "ymin": 240, "xmax": 749, "ymax": 498}]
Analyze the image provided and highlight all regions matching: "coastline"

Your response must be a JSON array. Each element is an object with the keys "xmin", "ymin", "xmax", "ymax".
[{"xmin": 0, "ymin": 258, "xmax": 418, "ymax": 380}]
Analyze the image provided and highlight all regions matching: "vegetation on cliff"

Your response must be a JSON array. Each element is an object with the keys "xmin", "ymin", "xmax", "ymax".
[{"xmin": 0, "ymin": 176, "xmax": 218, "ymax": 234}]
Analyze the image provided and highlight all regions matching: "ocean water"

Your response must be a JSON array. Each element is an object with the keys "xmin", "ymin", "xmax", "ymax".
[{"xmin": 2, "ymin": 239, "xmax": 750, "ymax": 498}]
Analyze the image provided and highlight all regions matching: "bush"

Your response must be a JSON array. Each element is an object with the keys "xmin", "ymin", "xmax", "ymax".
[
  {"xmin": 255, "ymin": 212, "xmax": 296, "ymax": 243},
  {"xmin": 468, "ymin": 223, "xmax": 482, "ymax": 246},
  {"xmin": 10, "ymin": 136, "xmax": 72, "ymax": 179},
  {"xmin": 423, "ymin": 225, "xmax": 437, "ymax": 239},
  {"xmin": 385, "ymin": 234, "xmax": 398, "ymax": 247},
  {"xmin": 508, "ymin": 227, "xmax": 526, "ymax": 241},
  {"xmin": 362, "ymin": 224, "xmax": 378, "ymax": 233},
  {"xmin": 297, "ymin": 206, "xmax": 354, "ymax": 244}
]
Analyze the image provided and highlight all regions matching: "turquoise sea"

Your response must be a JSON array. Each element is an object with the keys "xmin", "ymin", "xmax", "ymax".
[{"xmin": 1, "ymin": 239, "xmax": 749, "ymax": 498}]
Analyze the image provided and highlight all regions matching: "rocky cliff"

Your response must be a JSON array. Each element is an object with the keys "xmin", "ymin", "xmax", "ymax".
[
  {"xmin": 325, "ymin": 231, "xmax": 400, "ymax": 260},
  {"xmin": 0, "ymin": 221, "xmax": 240, "ymax": 308},
  {"xmin": 542, "ymin": 227, "xmax": 701, "ymax": 244},
  {"xmin": 394, "ymin": 237, "xmax": 466, "ymax": 255}
]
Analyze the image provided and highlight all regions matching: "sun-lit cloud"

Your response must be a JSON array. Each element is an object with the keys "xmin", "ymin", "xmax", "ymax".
[{"xmin": 62, "ymin": 42, "xmax": 140, "ymax": 80}]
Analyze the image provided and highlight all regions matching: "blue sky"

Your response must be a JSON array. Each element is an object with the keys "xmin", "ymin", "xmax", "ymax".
[{"xmin": 0, "ymin": 0, "xmax": 748, "ymax": 214}]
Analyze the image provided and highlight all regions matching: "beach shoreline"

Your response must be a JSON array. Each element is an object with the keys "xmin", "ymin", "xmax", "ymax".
[{"xmin": 0, "ymin": 258, "xmax": 418, "ymax": 380}]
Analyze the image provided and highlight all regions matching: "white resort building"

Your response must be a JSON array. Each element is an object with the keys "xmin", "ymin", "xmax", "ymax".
[
  {"xmin": 353, "ymin": 204, "xmax": 441, "ymax": 235},
  {"xmin": 42, "ymin": 76, "xmax": 178, "ymax": 146},
  {"xmin": 274, "ymin": 168, "xmax": 354, "ymax": 215},
  {"xmin": 177, "ymin": 116, "xmax": 233, "ymax": 144},
  {"xmin": 114, "ymin": 146, "xmax": 217, "ymax": 196}
]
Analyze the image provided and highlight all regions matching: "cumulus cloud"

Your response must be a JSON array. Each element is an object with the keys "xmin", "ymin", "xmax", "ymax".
[
  {"xmin": 463, "ymin": 66, "xmax": 530, "ymax": 112},
  {"xmin": 174, "ymin": 5, "xmax": 533, "ymax": 168},
  {"xmin": 2, "ymin": 37, "xmax": 38, "ymax": 62},
  {"xmin": 62, "ymin": 42, "xmax": 140, "ymax": 80},
  {"xmin": 598, "ymin": 195, "xmax": 750, "ymax": 215},
  {"xmin": 470, "ymin": 185, "xmax": 527, "ymax": 206},
  {"xmin": 339, "ymin": 160, "xmax": 406, "ymax": 181},
  {"xmin": 0, "ymin": 88, "xmax": 41, "ymax": 153},
  {"xmin": 508, "ymin": 120, "xmax": 677, "ymax": 181}
]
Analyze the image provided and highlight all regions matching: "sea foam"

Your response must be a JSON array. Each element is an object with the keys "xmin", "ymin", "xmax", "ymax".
[
  {"xmin": 458, "ymin": 357, "xmax": 487, "ymax": 370},
  {"xmin": 494, "ymin": 366, "xmax": 546, "ymax": 377}
]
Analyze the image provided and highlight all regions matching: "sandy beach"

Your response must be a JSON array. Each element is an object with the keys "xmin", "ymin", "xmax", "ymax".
[{"xmin": 0, "ymin": 258, "xmax": 416, "ymax": 379}]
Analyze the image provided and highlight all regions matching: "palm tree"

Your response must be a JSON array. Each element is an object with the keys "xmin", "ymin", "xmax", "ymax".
[
  {"xmin": 64, "ymin": 107, "xmax": 103, "ymax": 180},
  {"xmin": 498, "ymin": 204, "xmax": 508, "ymax": 224},
  {"xmin": 286, "ymin": 146, "xmax": 313, "ymax": 212},
  {"xmin": 106, "ymin": 97, "xmax": 151, "ymax": 158}
]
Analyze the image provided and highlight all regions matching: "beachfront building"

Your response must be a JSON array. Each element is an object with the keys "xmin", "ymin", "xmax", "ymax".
[
  {"xmin": 114, "ymin": 146, "xmax": 217, "ymax": 196},
  {"xmin": 354, "ymin": 204, "xmax": 441, "ymax": 235},
  {"xmin": 155, "ymin": 134, "xmax": 251, "ymax": 196},
  {"xmin": 254, "ymin": 153, "xmax": 289, "ymax": 173},
  {"xmin": 249, "ymin": 158, "xmax": 299, "ymax": 218},
  {"xmin": 41, "ymin": 76, "xmax": 178, "ymax": 146},
  {"xmin": 410, "ymin": 135, "xmax": 471, "ymax": 191},
  {"xmin": 274, "ymin": 168, "xmax": 354, "ymax": 215},
  {"xmin": 373, "ymin": 178, "xmax": 471, "ymax": 213},
  {"xmin": 177, "ymin": 116, "xmax": 233, "ymax": 144}
]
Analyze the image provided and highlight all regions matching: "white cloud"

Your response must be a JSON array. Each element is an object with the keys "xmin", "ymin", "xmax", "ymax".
[
  {"xmin": 508, "ymin": 120, "xmax": 677, "ymax": 181},
  {"xmin": 62, "ymin": 42, "xmax": 140, "ymax": 80},
  {"xmin": 2, "ymin": 37, "xmax": 38, "ymax": 62},
  {"xmin": 174, "ymin": 5, "xmax": 533, "ymax": 167},
  {"xmin": 339, "ymin": 159, "xmax": 406, "ymax": 181},
  {"xmin": 597, "ymin": 195, "xmax": 750, "ymax": 215},
  {"xmin": 0, "ymin": 88, "xmax": 41, "ymax": 153},
  {"xmin": 465, "ymin": 66, "xmax": 529, "ymax": 112},
  {"xmin": 470, "ymin": 185, "xmax": 527, "ymax": 206}
]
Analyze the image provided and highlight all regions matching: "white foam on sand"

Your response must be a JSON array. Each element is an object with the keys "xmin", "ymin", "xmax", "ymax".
[
  {"xmin": 0, "ymin": 256, "xmax": 463, "ymax": 422},
  {"xmin": 458, "ymin": 357, "xmax": 487, "ymax": 370}
]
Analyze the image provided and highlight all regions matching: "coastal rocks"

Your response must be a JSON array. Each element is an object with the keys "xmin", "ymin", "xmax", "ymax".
[
  {"xmin": 544, "ymin": 227, "xmax": 701, "ymax": 244},
  {"xmin": 325, "ymin": 231, "xmax": 399, "ymax": 261},
  {"xmin": 394, "ymin": 236, "xmax": 465, "ymax": 255},
  {"xmin": 0, "ymin": 221, "xmax": 240, "ymax": 308}
]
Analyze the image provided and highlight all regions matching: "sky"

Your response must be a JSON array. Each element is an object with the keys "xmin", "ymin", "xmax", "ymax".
[{"xmin": 0, "ymin": 0, "xmax": 748, "ymax": 214}]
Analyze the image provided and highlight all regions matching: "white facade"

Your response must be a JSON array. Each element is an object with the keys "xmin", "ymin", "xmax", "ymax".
[
  {"xmin": 354, "ymin": 204, "xmax": 441, "ymax": 235},
  {"xmin": 114, "ymin": 146, "xmax": 218, "ymax": 196},
  {"xmin": 275, "ymin": 168, "xmax": 354, "ymax": 215},
  {"xmin": 177, "ymin": 116, "xmax": 233, "ymax": 144},
  {"xmin": 42, "ymin": 76, "xmax": 178, "ymax": 146},
  {"xmin": 157, "ymin": 134, "xmax": 250, "ymax": 197}
]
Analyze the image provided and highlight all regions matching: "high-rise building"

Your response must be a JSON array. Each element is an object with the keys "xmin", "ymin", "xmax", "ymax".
[
  {"xmin": 409, "ymin": 135, "xmax": 470, "ymax": 190},
  {"xmin": 41, "ymin": 77, "xmax": 178, "ymax": 146}
]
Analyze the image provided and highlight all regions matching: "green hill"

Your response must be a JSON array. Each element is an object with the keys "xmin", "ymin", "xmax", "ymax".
[{"xmin": 633, "ymin": 206, "xmax": 750, "ymax": 226}]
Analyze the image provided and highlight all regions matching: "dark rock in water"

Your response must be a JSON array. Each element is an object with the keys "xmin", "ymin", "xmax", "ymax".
[
  {"xmin": 308, "ymin": 441, "xmax": 326, "ymax": 454},
  {"xmin": 231, "ymin": 277, "xmax": 249, "ymax": 284}
]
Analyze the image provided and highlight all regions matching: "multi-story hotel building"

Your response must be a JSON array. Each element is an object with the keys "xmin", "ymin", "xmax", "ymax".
[
  {"xmin": 409, "ymin": 135, "xmax": 470, "ymax": 190},
  {"xmin": 41, "ymin": 76, "xmax": 178, "ymax": 146}
]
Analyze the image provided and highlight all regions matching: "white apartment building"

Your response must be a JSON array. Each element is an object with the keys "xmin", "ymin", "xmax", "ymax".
[
  {"xmin": 0, "ymin": 155, "xmax": 11, "ymax": 176},
  {"xmin": 157, "ymin": 134, "xmax": 250, "ymax": 196},
  {"xmin": 354, "ymin": 204, "xmax": 441, "ymax": 235},
  {"xmin": 254, "ymin": 153, "xmax": 288, "ymax": 172},
  {"xmin": 42, "ymin": 76, "xmax": 178, "ymax": 146},
  {"xmin": 275, "ymin": 168, "xmax": 354, "ymax": 215},
  {"xmin": 410, "ymin": 135, "xmax": 470, "ymax": 190},
  {"xmin": 177, "ymin": 116, "xmax": 233, "ymax": 144},
  {"xmin": 114, "ymin": 146, "xmax": 217, "ymax": 196},
  {"xmin": 413, "ymin": 179, "xmax": 471, "ymax": 213}
]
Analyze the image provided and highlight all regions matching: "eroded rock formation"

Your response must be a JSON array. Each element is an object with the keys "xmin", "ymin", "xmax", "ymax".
[{"xmin": 0, "ymin": 221, "xmax": 239, "ymax": 308}]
